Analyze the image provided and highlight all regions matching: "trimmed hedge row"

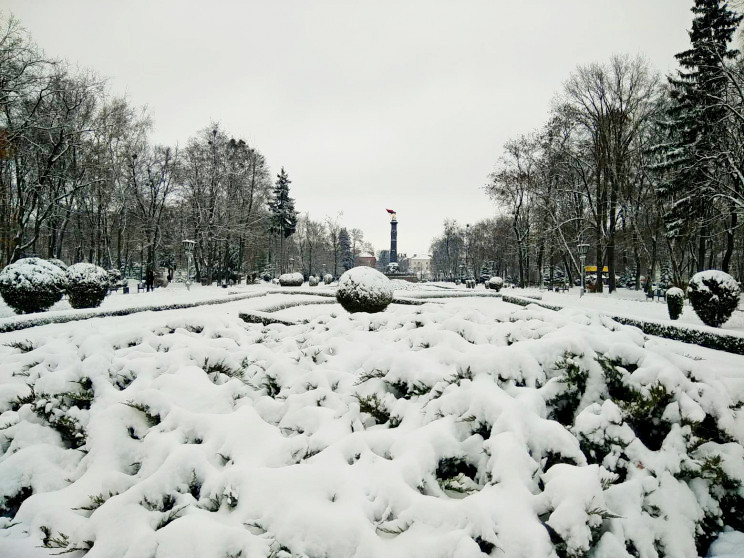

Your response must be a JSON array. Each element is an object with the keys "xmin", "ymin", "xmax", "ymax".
[
  {"xmin": 496, "ymin": 293, "xmax": 744, "ymax": 355},
  {"xmin": 610, "ymin": 315, "xmax": 744, "ymax": 355},
  {"xmin": 499, "ymin": 294, "xmax": 562, "ymax": 311},
  {"xmin": 0, "ymin": 291, "xmax": 268, "ymax": 333}
]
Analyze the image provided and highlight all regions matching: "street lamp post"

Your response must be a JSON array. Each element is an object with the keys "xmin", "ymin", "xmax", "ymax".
[
  {"xmin": 577, "ymin": 242, "xmax": 589, "ymax": 298},
  {"xmin": 183, "ymin": 239, "xmax": 195, "ymax": 291},
  {"xmin": 465, "ymin": 224, "xmax": 470, "ymax": 280}
]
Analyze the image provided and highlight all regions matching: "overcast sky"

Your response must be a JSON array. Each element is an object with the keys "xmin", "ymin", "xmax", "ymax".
[{"xmin": 6, "ymin": 0, "xmax": 693, "ymax": 255}]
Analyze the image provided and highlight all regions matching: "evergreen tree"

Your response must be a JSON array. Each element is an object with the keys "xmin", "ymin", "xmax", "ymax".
[
  {"xmin": 339, "ymin": 228, "xmax": 354, "ymax": 271},
  {"xmin": 656, "ymin": 0, "xmax": 742, "ymax": 269},
  {"xmin": 268, "ymin": 168, "xmax": 297, "ymax": 274}
]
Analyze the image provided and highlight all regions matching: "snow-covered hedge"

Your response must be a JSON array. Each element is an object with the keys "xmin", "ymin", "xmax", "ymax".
[
  {"xmin": 666, "ymin": 287, "xmax": 684, "ymax": 320},
  {"xmin": 687, "ymin": 270, "xmax": 741, "ymax": 328},
  {"xmin": 323, "ymin": 273, "xmax": 333, "ymax": 285},
  {"xmin": 487, "ymin": 276, "xmax": 504, "ymax": 292},
  {"xmin": 278, "ymin": 272, "xmax": 304, "ymax": 287},
  {"xmin": 0, "ymin": 258, "xmax": 68, "ymax": 314},
  {"xmin": 66, "ymin": 263, "xmax": 110, "ymax": 309},
  {"xmin": 308, "ymin": 275, "xmax": 319, "ymax": 286},
  {"xmin": 610, "ymin": 315, "xmax": 744, "ymax": 355},
  {"xmin": 336, "ymin": 266, "xmax": 393, "ymax": 313},
  {"xmin": 0, "ymin": 291, "xmax": 269, "ymax": 333}
]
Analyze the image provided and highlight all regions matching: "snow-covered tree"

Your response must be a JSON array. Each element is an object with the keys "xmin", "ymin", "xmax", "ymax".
[
  {"xmin": 656, "ymin": 0, "xmax": 742, "ymax": 271},
  {"xmin": 268, "ymin": 167, "xmax": 297, "ymax": 275},
  {"xmin": 339, "ymin": 228, "xmax": 353, "ymax": 271}
]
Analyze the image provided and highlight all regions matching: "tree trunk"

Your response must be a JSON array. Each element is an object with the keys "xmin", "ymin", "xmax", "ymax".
[{"xmin": 722, "ymin": 211, "xmax": 737, "ymax": 273}]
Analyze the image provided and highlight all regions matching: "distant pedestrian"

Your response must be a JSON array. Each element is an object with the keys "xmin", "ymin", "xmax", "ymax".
[{"xmin": 146, "ymin": 266, "xmax": 155, "ymax": 292}]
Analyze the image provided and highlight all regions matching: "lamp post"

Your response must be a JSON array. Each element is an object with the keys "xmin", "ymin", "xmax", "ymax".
[
  {"xmin": 183, "ymin": 239, "xmax": 195, "ymax": 291},
  {"xmin": 465, "ymin": 223, "xmax": 470, "ymax": 280},
  {"xmin": 577, "ymin": 242, "xmax": 589, "ymax": 298}
]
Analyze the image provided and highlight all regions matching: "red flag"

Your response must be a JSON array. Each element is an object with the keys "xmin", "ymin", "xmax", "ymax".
[{"xmin": 386, "ymin": 208, "xmax": 396, "ymax": 214}]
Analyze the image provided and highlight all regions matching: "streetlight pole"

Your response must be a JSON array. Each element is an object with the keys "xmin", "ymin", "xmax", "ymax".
[
  {"xmin": 577, "ymin": 242, "xmax": 589, "ymax": 298},
  {"xmin": 465, "ymin": 224, "xmax": 470, "ymax": 280}
]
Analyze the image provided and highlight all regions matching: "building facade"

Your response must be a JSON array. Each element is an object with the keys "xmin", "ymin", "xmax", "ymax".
[
  {"xmin": 356, "ymin": 252, "xmax": 376, "ymax": 268},
  {"xmin": 399, "ymin": 254, "xmax": 432, "ymax": 280}
]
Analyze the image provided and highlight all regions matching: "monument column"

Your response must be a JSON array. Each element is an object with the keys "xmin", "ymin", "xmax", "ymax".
[{"xmin": 389, "ymin": 212, "xmax": 398, "ymax": 263}]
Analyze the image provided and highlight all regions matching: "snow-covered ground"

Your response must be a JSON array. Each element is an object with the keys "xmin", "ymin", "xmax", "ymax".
[
  {"xmin": 0, "ymin": 281, "xmax": 259, "ymax": 320},
  {"xmin": 1, "ymin": 287, "xmax": 743, "ymax": 557},
  {"xmin": 513, "ymin": 285, "xmax": 744, "ymax": 333}
]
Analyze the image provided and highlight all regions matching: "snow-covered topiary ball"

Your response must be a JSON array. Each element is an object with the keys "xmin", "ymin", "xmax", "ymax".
[
  {"xmin": 665, "ymin": 287, "xmax": 684, "ymax": 320},
  {"xmin": 487, "ymin": 276, "xmax": 504, "ymax": 292},
  {"xmin": 687, "ymin": 270, "xmax": 741, "ymax": 327},
  {"xmin": 323, "ymin": 274, "xmax": 333, "ymax": 285},
  {"xmin": 66, "ymin": 263, "xmax": 110, "ymax": 309},
  {"xmin": 0, "ymin": 257, "xmax": 68, "ymax": 314},
  {"xmin": 336, "ymin": 266, "xmax": 393, "ymax": 313},
  {"xmin": 279, "ymin": 272, "xmax": 304, "ymax": 287},
  {"xmin": 308, "ymin": 276, "xmax": 319, "ymax": 286}
]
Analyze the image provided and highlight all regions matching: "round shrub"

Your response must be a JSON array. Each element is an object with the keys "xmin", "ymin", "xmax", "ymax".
[
  {"xmin": 66, "ymin": 263, "xmax": 110, "ymax": 309},
  {"xmin": 0, "ymin": 257, "xmax": 68, "ymax": 314},
  {"xmin": 279, "ymin": 272, "xmax": 304, "ymax": 287},
  {"xmin": 487, "ymin": 276, "xmax": 504, "ymax": 292},
  {"xmin": 309, "ymin": 276, "xmax": 319, "ymax": 286},
  {"xmin": 336, "ymin": 267, "xmax": 393, "ymax": 314},
  {"xmin": 666, "ymin": 287, "xmax": 684, "ymax": 320},
  {"xmin": 323, "ymin": 274, "xmax": 333, "ymax": 285},
  {"xmin": 687, "ymin": 270, "xmax": 741, "ymax": 328},
  {"xmin": 271, "ymin": 278, "xmax": 280, "ymax": 285}
]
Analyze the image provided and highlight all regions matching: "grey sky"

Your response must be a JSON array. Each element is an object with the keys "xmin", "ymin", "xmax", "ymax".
[{"xmin": 5, "ymin": 0, "xmax": 692, "ymax": 256}]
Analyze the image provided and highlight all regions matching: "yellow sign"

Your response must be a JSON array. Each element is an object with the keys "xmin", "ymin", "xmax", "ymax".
[{"xmin": 584, "ymin": 266, "xmax": 609, "ymax": 273}]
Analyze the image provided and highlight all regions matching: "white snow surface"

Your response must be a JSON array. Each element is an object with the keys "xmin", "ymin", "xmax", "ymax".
[{"xmin": 0, "ymin": 291, "xmax": 743, "ymax": 557}]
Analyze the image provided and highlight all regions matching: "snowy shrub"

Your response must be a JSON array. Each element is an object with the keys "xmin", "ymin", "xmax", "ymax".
[
  {"xmin": 262, "ymin": 273, "xmax": 271, "ymax": 282},
  {"xmin": 308, "ymin": 275, "xmax": 319, "ymax": 286},
  {"xmin": 106, "ymin": 268, "xmax": 123, "ymax": 288},
  {"xmin": 336, "ymin": 266, "xmax": 393, "ymax": 313},
  {"xmin": 0, "ymin": 257, "xmax": 67, "ymax": 314},
  {"xmin": 487, "ymin": 276, "xmax": 504, "ymax": 292},
  {"xmin": 687, "ymin": 270, "xmax": 741, "ymax": 327},
  {"xmin": 66, "ymin": 263, "xmax": 110, "ymax": 309},
  {"xmin": 47, "ymin": 258, "xmax": 68, "ymax": 271},
  {"xmin": 278, "ymin": 272, "xmax": 304, "ymax": 287},
  {"xmin": 666, "ymin": 287, "xmax": 684, "ymax": 320},
  {"xmin": 3, "ymin": 295, "xmax": 744, "ymax": 557},
  {"xmin": 323, "ymin": 273, "xmax": 333, "ymax": 285}
]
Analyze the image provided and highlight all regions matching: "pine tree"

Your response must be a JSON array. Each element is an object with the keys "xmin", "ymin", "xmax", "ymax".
[
  {"xmin": 656, "ymin": 0, "xmax": 742, "ymax": 270},
  {"xmin": 339, "ymin": 228, "xmax": 354, "ymax": 271},
  {"xmin": 268, "ymin": 168, "xmax": 297, "ymax": 274}
]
